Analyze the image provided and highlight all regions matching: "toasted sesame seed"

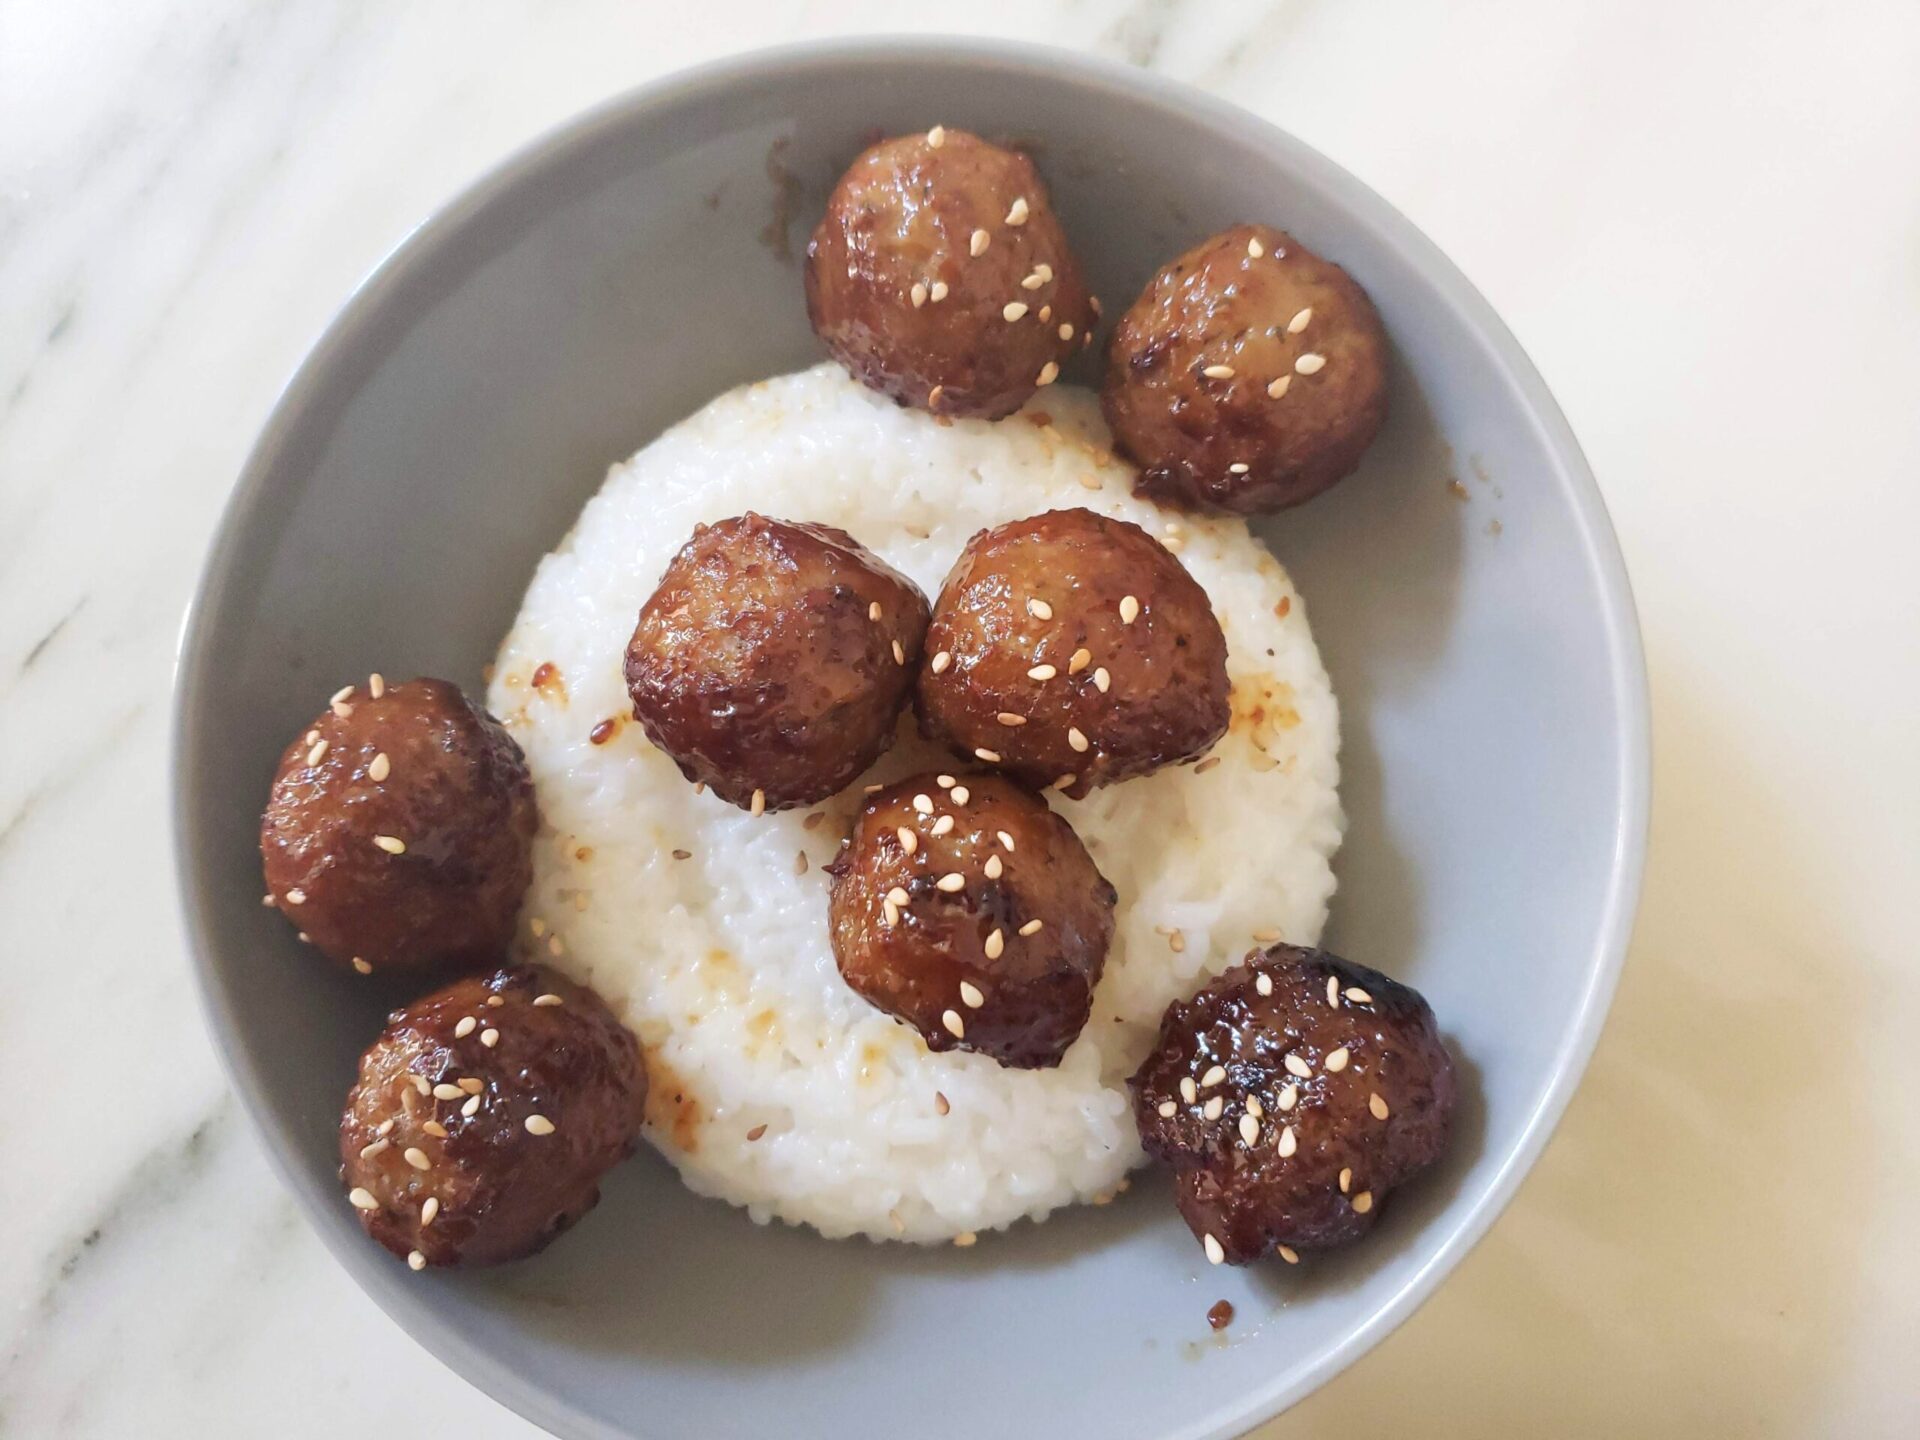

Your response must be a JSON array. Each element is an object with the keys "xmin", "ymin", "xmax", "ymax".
[
  {"xmin": 997, "ymin": 712, "xmax": 1027, "ymax": 727},
  {"xmin": 368, "ymin": 751, "xmax": 392, "ymax": 783},
  {"xmin": 1093, "ymin": 667, "xmax": 1111, "ymax": 693},
  {"xmin": 1202, "ymin": 364, "xmax": 1236, "ymax": 380},
  {"xmin": 1339, "ymin": 1166, "xmax": 1352, "ymax": 1193},
  {"xmin": 1284, "ymin": 1053, "xmax": 1312, "ymax": 1079},
  {"xmin": 1267, "ymin": 375, "xmax": 1292, "ymax": 400},
  {"xmin": 1018, "ymin": 918, "xmax": 1043, "ymax": 936},
  {"xmin": 1295, "ymin": 352, "xmax": 1327, "ymax": 375},
  {"xmin": 1027, "ymin": 597, "xmax": 1054, "ymax": 620},
  {"xmin": 983, "ymin": 854, "xmax": 1004, "ymax": 880},
  {"xmin": 349, "ymin": 1187, "xmax": 379, "ymax": 1211},
  {"xmin": 868, "ymin": 601, "xmax": 883, "ymax": 621},
  {"xmin": 407, "ymin": 1250, "xmax": 426, "ymax": 1271},
  {"xmin": 404, "ymin": 1147, "xmax": 431, "ymax": 1171},
  {"xmin": 530, "ymin": 918, "xmax": 547, "ymax": 937},
  {"xmin": 433, "ymin": 1083, "xmax": 464, "ymax": 1100},
  {"xmin": 927, "ymin": 385, "xmax": 945, "ymax": 409},
  {"xmin": 891, "ymin": 639, "xmax": 906, "ymax": 665},
  {"xmin": 1200, "ymin": 1065, "xmax": 1226, "ymax": 1088},
  {"xmin": 1052, "ymin": 773, "xmax": 1077, "ymax": 791},
  {"xmin": 1157, "ymin": 1099, "xmax": 1177, "ymax": 1117},
  {"xmin": 929, "ymin": 815, "xmax": 955, "ymax": 838},
  {"xmin": 1239, "ymin": 1113, "xmax": 1260, "ymax": 1145},
  {"xmin": 745, "ymin": 1122, "xmax": 769, "ymax": 1142},
  {"xmin": 486, "ymin": 995, "xmax": 504, "ymax": 1007},
  {"xmin": 672, "ymin": 849, "xmax": 691, "ymax": 860},
  {"xmin": 1067, "ymin": 726, "xmax": 1090, "ymax": 753},
  {"xmin": 954, "ymin": 1230, "xmax": 978, "ymax": 1247},
  {"xmin": 930, "ymin": 281, "xmax": 949, "ymax": 302},
  {"xmin": 417, "ymin": 1197, "xmax": 439, "ymax": 1228},
  {"xmin": 1036, "ymin": 360, "xmax": 1059, "ymax": 386},
  {"xmin": 962, "ymin": 977, "xmax": 988, "ymax": 1005},
  {"xmin": 1248, "ymin": 236, "xmax": 1265, "ymax": 258},
  {"xmin": 480, "ymin": 1028, "xmax": 499, "ymax": 1048},
  {"xmin": 1325, "ymin": 1046, "xmax": 1351, "ymax": 1073},
  {"xmin": 1228, "ymin": 462, "xmax": 1250, "ymax": 475},
  {"xmin": 524, "ymin": 1114, "xmax": 555, "ymax": 1136},
  {"xmin": 1003, "ymin": 301, "xmax": 1029, "ymax": 322},
  {"xmin": 934, "ymin": 1091, "xmax": 951, "ymax": 1116},
  {"xmin": 1078, "ymin": 472, "xmax": 1101, "ymax": 489},
  {"xmin": 1028, "ymin": 663, "xmax": 1058, "ymax": 681},
  {"xmin": 1203, "ymin": 1233, "xmax": 1225, "ymax": 1265},
  {"xmin": 936, "ymin": 872, "xmax": 966, "ymax": 893},
  {"xmin": 750, "ymin": 789, "xmax": 766, "ymax": 817},
  {"xmin": 373, "ymin": 835, "xmax": 406, "ymax": 855},
  {"xmin": 974, "ymin": 748, "xmax": 1001, "ymax": 763},
  {"xmin": 910, "ymin": 281, "xmax": 928, "ymax": 309},
  {"xmin": 1278, "ymin": 1124, "xmax": 1298, "ymax": 1157},
  {"xmin": 942, "ymin": 1009, "xmax": 966, "ymax": 1038},
  {"xmin": 1118, "ymin": 595, "xmax": 1139, "ymax": 624},
  {"xmin": 411, "ymin": 1075, "xmax": 432, "ymax": 1096},
  {"xmin": 1202, "ymin": 1095, "xmax": 1224, "ymax": 1120},
  {"xmin": 359, "ymin": 1139, "xmax": 390, "ymax": 1160},
  {"xmin": 305, "ymin": 739, "xmax": 329, "ymax": 766},
  {"xmin": 377, "ymin": 1118, "xmax": 396, "ymax": 1135},
  {"xmin": 547, "ymin": 934, "xmax": 564, "ymax": 958},
  {"xmin": 927, "ymin": 124, "xmax": 946, "ymax": 147},
  {"xmin": 1369, "ymin": 1092, "xmax": 1391, "ymax": 1120},
  {"xmin": 1246, "ymin": 1097, "xmax": 1265, "ymax": 1121},
  {"xmin": 1287, "ymin": 306, "xmax": 1313, "ymax": 334},
  {"xmin": 1252, "ymin": 928, "xmax": 1282, "ymax": 943},
  {"xmin": 1062, "ymin": 649, "xmax": 1091, "ymax": 677},
  {"xmin": 883, "ymin": 899, "xmax": 900, "ymax": 928},
  {"xmin": 1180, "ymin": 1077, "xmax": 1198, "ymax": 1104},
  {"xmin": 331, "ymin": 700, "xmax": 353, "ymax": 719},
  {"xmin": 421, "ymin": 1120, "xmax": 449, "ymax": 1139},
  {"xmin": 1193, "ymin": 756, "xmax": 1221, "ymax": 775},
  {"xmin": 352, "ymin": 956, "xmax": 372, "ymax": 974},
  {"xmin": 285, "ymin": 888, "xmax": 307, "ymax": 906},
  {"xmin": 1328, "ymin": 976, "xmax": 1342, "ymax": 1008},
  {"xmin": 1279, "ymin": 1244, "xmax": 1300, "ymax": 1264},
  {"xmin": 1005, "ymin": 196, "xmax": 1030, "ymax": 225},
  {"xmin": 1021, "ymin": 271, "xmax": 1046, "ymax": 291},
  {"xmin": 457, "ymin": 1077, "xmax": 483, "ymax": 1094},
  {"xmin": 1352, "ymin": 1191, "xmax": 1374, "ymax": 1214},
  {"xmin": 461, "ymin": 1095, "xmax": 481, "ymax": 1117},
  {"xmin": 930, "ymin": 651, "xmax": 953, "ymax": 677},
  {"xmin": 330, "ymin": 685, "xmax": 355, "ymax": 706},
  {"xmin": 693, "ymin": 782, "xmax": 706, "ymax": 795},
  {"xmin": 886, "ymin": 886, "xmax": 911, "ymax": 908},
  {"xmin": 1345, "ymin": 987, "xmax": 1373, "ymax": 1004},
  {"xmin": 997, "ymin": 830, "xmax": 1015, "ymax": 851},
  {"xmin": 1058, "ymin": 322, "xmax": 1074, "ymax": 341},
  {"xmin": 533, "ymin": 993, "xmax": 563, "ymax": 1008},
  {"xmin": 970, "ymin": 228, "xmax": 990, "ymax": 257}
]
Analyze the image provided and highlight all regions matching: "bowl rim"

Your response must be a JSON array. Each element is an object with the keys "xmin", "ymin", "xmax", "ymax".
[{"xmin": 172, "ymin": 34, "xmax": 1650, "ymax": 1440}]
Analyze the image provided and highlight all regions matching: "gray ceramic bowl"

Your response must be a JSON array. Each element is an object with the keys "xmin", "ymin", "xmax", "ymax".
[{"xmin": 174, "ymin": 38, "xmax": 1647, "ymax": 1440}]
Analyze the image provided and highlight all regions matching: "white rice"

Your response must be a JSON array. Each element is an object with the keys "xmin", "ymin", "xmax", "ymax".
[{"xmin": 488, "ymin": 363, "xmax": 1342, "ymax": 1243}]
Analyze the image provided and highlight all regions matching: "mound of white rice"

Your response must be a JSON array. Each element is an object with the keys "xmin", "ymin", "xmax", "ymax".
[{"xmin": 488, "ymin": 364, "xmax": 1342, "ymax": 1243}]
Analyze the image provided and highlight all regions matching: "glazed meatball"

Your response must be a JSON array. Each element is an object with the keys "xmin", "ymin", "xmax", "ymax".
[
  {"xmin": 805, "ymin": 125, "xmax": 1095, "ymax": 420},
  {"xmin": 1103, "ymin": 224, "xmax": 1388, "ymax": 514},
  {"xmin": 339, "ymin": 965, "xmax": 648, "ymax": 1269},
  {"xmin": 826, "ymin": 772, "xmax": 1116, "ymax": 1068},
  {"xmin": 1130, "ymin": 944, "xmax": 1456, "ymax": 1266},
  {"xmin": 625, "ymin": 515, "xmax": 930, "ymax": 812},
  {"xmin": 915, "ymin": 508, "xmax": 1229, "ymax": 798},
  {"xmin": 261, "ymin": 677, "xmax": 536, "ymax": 975}
]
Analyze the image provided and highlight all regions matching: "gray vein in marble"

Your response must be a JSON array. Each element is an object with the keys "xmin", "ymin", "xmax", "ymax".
[
  {"xmin": 1103, "ymin": 0, "xmax": 1185, "ymax": 67},
  {"xmin": 19, "ymin": 598, "xmax": 84, "ymax": 674}
]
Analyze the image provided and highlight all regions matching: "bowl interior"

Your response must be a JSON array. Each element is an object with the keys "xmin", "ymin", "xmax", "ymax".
[{"xmin": 176, "ymin": 42, "xmax": 1645, "ymax": 1440}]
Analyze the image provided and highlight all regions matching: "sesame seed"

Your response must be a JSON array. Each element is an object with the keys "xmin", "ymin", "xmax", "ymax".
[
  {"xmin": 927, "ymin": 124, "xmax": 946, "ymax": 147},
  {"xmin": 1370, "ymin": 1092, "xmax": 1391, "ymax": 1120},
  {"xmin": 997, "ymin": 712, "xmax": 1027, "ymax": 727},
  {"xmin": 1078, "ymin": 472, "xmax": 1101, "ymax": 489},
  {"xmin": 1325, "ymin": 1046, "xmax": 1350, "ymax": 1072},
  {"xmin": 533, "ymin": 993, "xmax": 563, "ymax": 1007},
  {"xmin": 359, "ymin": 1139, "xmax": 390, "ymax": 1160},
  {"xmin": 457, "ymin": 1077, "xmax": 483, "ymax": 1094},
  {"xmin": 1284, "ymin": 1053, "xmax": 1312, "ymax": 1079},
  {"xmin": 910, "ymin": 283, "xmax": 927, "ymax": 309},
  {"xmin": 1118, "ymin": 595, "xmax": 1139, "ymax": 624},
  {"xmin": 1027, "ymin": 597, "xmax": 1054, "ymax": 620},
  {"xmin": 1352, "ymin": 1191, "xmax": 1374, "ymax": 1214},
  {"xmin": 305, "ymin": 739, "xmax": 329, "ymax": 766},
  {"xmin": 1052, "ymin": 774, "xmax": 1076, "ymax": 791},
  {"xmin": 930, "ymin": 815, "xmax": 955, "ymax": 837},
  {"xmin": 524, "ymin": 1115, "xmax": 555, "ymax": 1136},
  {"xmin": 349, "ymin": 1187, "xmax": 379, "ymax": 1210},
  {"xmin": 1021, "ymin": 272, "xmax": 1046, "ymax": 291},
  {"xmin": 1203, "ymin": 1234, "xmax": 1225, "ymax": 1265},
  {"xmin": 1267, "ymin": 375, "xmax": 1292, "ymax": 400},
  {"xmin": 1065, "ymin": 648, "xmax": 1092, "ymax": 675},
  {"xmin": 1028, "ymin": 663, "xmax": 1057, "ymax": 681},
  {"xmin": 1200, "ymin": 1065, "xmax": 1227, "ymax": 1089},
  {"xmin": 486, "ymin": 995, "xmax": 503, "ymax": 1007},
  {"xmin": 547, "ymin": 935, "xmax": 564, "ymax": 958},
  {"xmin": 942, "ymin": 1009, "xmax": 966, "ymax": 1038},
  {"xmin": 1202, "ymin": 364, "xmax": 1236, "ymax": 380},
  {"xmin": 937, "ymin": 774, "xmax": 956, "ymax": 788},
  {"xmin": 1294, "ymin": 352, "xmax": 1327, "ymax": 375},
  {"xmin": 970, "ymin": 228, "xmax": 990, "ymax": 257},
  {"xmin": 1277, "ymin": 1083, "xmax": 1299, "ymax": 1110},
  {"xmin": 1253, "ymin": 928, "xmax": 1282, "ymax": 943},
  {"xmin": 1179, "ymin": 1077, "xmax": 1198, "ymax": 1103},
  {"xmin": 480, "ymin": 1028, "xmax": 499, "ymax": 1048},
  {"xmin": 1158, "ymin": 1099, "xmax": 1177, "ymax": 1117},
  {"xmin": 421, "ymin": 1196, "xmax": 439, "ymax": 1225},
  {"xmin": 892, "ymin": 639, "xmax": 906, "ymax": 665},
  {"xmin": 913, "ymin": 793, "xmax": 934, "ymax": 814},
  {"xmin": 974, "ymin": 748, "xmax": 1001, "ymax": 763},
  {"xmin": 1278, "ymin": 1124, "xmax": 1298, "ymax": 1157},
  {"xmin": 1328, "ymin": 976, "xmax": 1341, "ymax": 1008},
  {"xmin": 750, "ymin": 789, "xmax": 766, "ymax": 817},
  {"xmin": 285, "ymin": 888, "xmax": 307, "ymax": 906},
  {"xmin": 672, "ymin": 849, "xmax": 691, "ymax": 860},
  {"xmin": 886, "ymin": 886, "xmax": 911, "ymax": 907},
  {"xmin": 1194, "ymin": 756, "xmax": 1221, "ymax": 774},
  {"xmin": 404, "ymin": 1147, "xmax": 431, "ymax": 1171},
  {"xmin": 1203, "ymin": 1095, "xmax": 1224, "ymax": 1120},
  {"xmin": 934, "ymin": 1092, "xmax": 951, "ymax": 1116},
  {"xmin": 368, "ymin": 673, "xmax": 386, "ymax": 699},
  {"xmin": 461, "ymin": 1095, "xmax": 481, "ymax": 1117},
  {"xmin": 262, "ymin": 893, "xmax": 274, "ymax": 906},
  {"xmin": 352, "ymin": 957, "xmax": 372, "ymax": 974},
  {"xmin": 1239, "ymin": 1114, "xmax": 1260, "ymax": 1145},
  {"xmin": 377, "ymin": 1119, "xmax": 396, "ymax": 1135},
  {"xmin": 928, "ymin": 385, "xmax": 944, "ymax": 409},
  {"xmin": 1339, "ymin": 1167, "xmax": 1352, "ymax": 1193},
  {"xmin": 373, "ymin": 835, "xmax": 406, "ymax": 855},
  {"xmin": 1346, "ymin": 987, "xmax": 1373, "ymax": 1004},
  {"xmin": 1005, "ymin": 196, "xmax": 1029, "ymax": 225},
  {"xmin": 954, "ymin": 1230, "xmax": 978, "ymax": 1247},
  {"xmin": 1018, "ymin": 918, "xmax": 1043, "ymax": 936},
  {"xmin": 936, "ymin": 872, "xmax": 966, "ymax": 893},
  {"xmin": 983, "ymin": 854, "xmax": 1003, "ymax": 880},
  {"xmin": 332, "ymin": 700, "xmax": 353, "ymax": 719},
  {"xmin": 1093, "ymin": 668, "xmax": 1111, "ymax": 693},
  {"xmin": 1279, "ymin": 1244, "xmax": 1300, "ymax": 1264},
  {"xmin": 530, "ymin": 918, "xmax": 547, "ymax": 937},
  {"xmin": 890, "ymin": 1210, "xmax": 905, "ymax": 1234},
  {"xmin": 869, "ymin": 601, "xmax": 883, "ymax": 621},
  {"xmin": 997, "ymin": 830, "xmax": 1015, "ymax": 851},
  {"xmin": 961, "ymin": 977, "xmax": 987, "ymax": 1005},
  {"xmin": 1248, "ymin": 236, "xmax": 1265, "ymax": 258},
  {"xmin": 433, "ymin": 1083, "xmax": 464, "ymax": 1100},
  {"xmin": 1067, "ymin": 726, "xmax": 1089, "ymax": 753},
  {"xmin": 1089, "ymin": 295, "xmax": 1102, "ymax": 316},
  {"xmin": 1036, "ymin": 361, "xmax": 1059, "ymax": 386},
  {"xmin": 1228, "ymin": 462, "xmax": 1250, "ymax": 475},
  {"xmin": 421, "ymin": 1120, "xmax": 449, "ymax": 1139},
  {"xmin": 930, "ymin": 281, "xmax": 949, "ymax": 302},
  {"xmin": 931, "ymin": 651, "xmax": 953, "ymax": 675},
  {"xmin": 407, "ymin": 1250, "xmax": 426, "ymax": 1271},
  {"xmin": 330, "ymin": 685, "xmax": 355, "ymax": 706},
  {"xmin": 1287, "ymin": 306, "xmax": 1313, "ymax": 334},
  {"xmin": 411, "ymin": 1075, "xmax": 431, "ymax": 1096},
  {"xmin": 367, "ymin": 752, "xmax": 391, "ymax": 782},
  {"xmin": 1003, "ymin": 301, "xmax": 1029, "ymax": 322},
  {"xmin": 1058, "ymin": 322, "xmax": 1074, "ymax": 341},
  {"xmin": 693, "ymin": 782, "xmax": 706, "ymax": 795},
  {"xmin": 883, "ymin": 900, "xmax": 900, "ymax": 928},
  {"xmin": 747, "ymin": 1123, "xmax": 768, "ymax": 1141}
]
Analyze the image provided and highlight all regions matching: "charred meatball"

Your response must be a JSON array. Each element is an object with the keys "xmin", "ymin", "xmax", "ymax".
[
  {"xmin": 625, "ymin": 514, "xmax": 930, "ymax": 812},
  {"xmin": 826, "ymin": 772, "xmax": 1116, "ymax": 1068},
  {"xmin": 339, "ymin": 965, "xmax": 648, "ymax": 1269},
  {"xmin": 1130, "ymin": 944, "xmax": 1455, "ymax": 1266},
  {"xmin": 915, "ymin": 508, "xmax": 1229, "ymax": 797},
  {"xmin": 1104, "ymin": 224, "xmax": 1388, "ymax": 514},
  {"xmin": 260, "ymin": 677, "xmax": 536, "ymax": 975},
  {"xmin": 805, "ymin": 125, "xmax": 1094, "ymax": 420}
]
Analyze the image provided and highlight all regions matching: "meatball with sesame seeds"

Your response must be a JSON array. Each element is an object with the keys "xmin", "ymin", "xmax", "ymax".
[
  {"xmin": 1130, "ymin": 944, "xmax": 1456, "ymax": 1266},
  {"xmin": 826, "ymin": 772, "xmax": 1116, "ymax": 1068},
  {"xmin": 805, "ymin": 126, "xmax": 1095, "ymax": 419},
  {"xmin": 1103, "ymin": 224, "xmax": 1389, "ymax": 514},
  {"xmin": 260, "ymin": 677, "xmax": 536, "ymax": 975},
  {"xmin": 339, "ymin": 965, "xmax": 647, "ymax": 1269},
  {"xmin": 625, "ymin": 514, "xmax": 930, "ymax": 812},
  {"xmin": 914, "ymin": 508, "xmax": 1229, "ymax": 798}
]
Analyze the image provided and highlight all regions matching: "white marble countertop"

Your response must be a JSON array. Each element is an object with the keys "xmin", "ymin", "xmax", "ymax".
[{"xmin": 4, "ymin": 1, "xmax": 1917, "ymax": 1434}]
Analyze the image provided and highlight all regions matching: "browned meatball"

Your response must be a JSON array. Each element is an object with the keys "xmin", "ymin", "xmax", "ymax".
[
  {"xmin": 338, "ymin": 965, "xmax": 648, "ymax": 1269},
  {"xmin": 624, "ymin": 515, "xmax": 930, "ymax": 812},
  {"xmin": 805, "ymin": 126, "xmax": 1094, "ymax": 420},
  {"xmin": 825, "ymin": 772, "xmax": 1116, "ymax": 1068},
  {"xmin": 1130, "ymin": 944, "xmax": 1456, "ymax": 1267},
  {"xmin": 260, "ymin": 677, "xmax": 536, "ymax": 975},
  {"xmin": 1104, "ymin": 224, "xmax": 1389, "ymax": 514},
  {"xmin": 914, "ymin": 508, "xmax": 1229, "ymax": 798}
]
